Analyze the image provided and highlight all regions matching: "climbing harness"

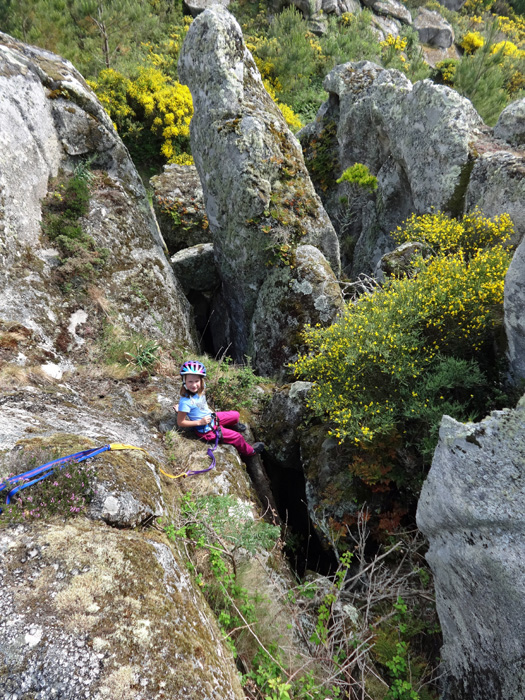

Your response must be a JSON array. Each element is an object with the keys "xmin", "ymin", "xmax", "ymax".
[
  {"xmin": 0, "ymin": 443, "xmax": 144, "ymax": 512},
  {"xmin": 159, "ymin": 413, "xmax": 223, "ymax": 480}
]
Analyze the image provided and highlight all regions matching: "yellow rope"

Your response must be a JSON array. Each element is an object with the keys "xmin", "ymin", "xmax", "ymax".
[
  {"xmin": 108, "ymin": 444, "xmax": 186, "ymax": 480},
  {"xmin": 109, "ymin": 443, "xmax": 146, "ymax": 451},
  {"xmin": 159, "ymin": 467, "xmax": 187, "ymax": 480}
]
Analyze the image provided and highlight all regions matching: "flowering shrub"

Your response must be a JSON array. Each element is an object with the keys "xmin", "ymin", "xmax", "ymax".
[
  {"xmin": 293, "ymin": 211, "xmax": 513, "ymax": 467},
  {"xmin": 461, "ymin": 31, "xmax": 486, "ymax": 53},
  {"xmin": 2, "ymin": 452, "xmax": 96, "ymax": 522},
  {"xmin": 89, "ymin": 66, "xmax": 193, "ymax": 166},
  {"xmin": 393, "ymin": 209, "xmax": 513, "ymax": 257}
]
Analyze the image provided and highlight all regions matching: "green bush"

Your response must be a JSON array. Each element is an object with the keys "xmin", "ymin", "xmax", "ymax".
[
  {"xmin": 293, "ymin": 210, "xmax": 513, "ymax": 470},
  {"xmin": 41, "ymin": 166, "xmax": 109, "ymax": 284}
]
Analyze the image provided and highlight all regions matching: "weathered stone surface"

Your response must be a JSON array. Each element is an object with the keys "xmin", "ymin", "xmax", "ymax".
[
  {"xmin": 0, "ymin": 520, "xmax": 244, "ymax": 700},
  {"xmin": 251, "ymin": 245, "xmax": 344, "ymax": 377},
  {"xmin": 171, "ymin": 243, "xmax": 219, "ymax": 294},
  {"xmin": 504, "ymin": 231, "xmax": 525, "ymax": 385},
  {"xmin": 417, "ymin": 404, "xmax": 525, "ymax": 699},
  {"xmin": 370, "ymin": 14, "xmax": 402, "ymax": 39},
  {"xmin": 301, "ymin": 61, "xmax": 484, "ymax": 274},
  {"xmin": 413, "ymin": 8, "xmax": 454, "ymax": 48},
  {"xmin": 151, "ymin": 164, "xmax": 211, "ymax": 254},
  {"xmin": 494, "ymin": 97, "xmax": 525, "ymax": 147},
  {"xmin": 322, "ymin": 0, "xmax": 361, "ymax": 14},
  {"xmin": 362, "ymin": 0, "xmax": 412, "ymax": 24},
  {"xmin": 260, "ymin": 381, "xmax": 312, "ymax": 468},
  {"xmin": 183, "ymin": 0, "xmax": 230, "ymax": 17},
  {"xmin": 0, "ymin": 31, "xmax": 197, "ymax": 362},
  {"xmin": 178, "ymin": 7, "xmax": 340, "ymax": 371},
  {"xmin": 377, "ymin": 240, "xmax": 429, "ymax": 278},
  {"xmin": 465, "ymin": 151, "xmax": 525, "ymax": 246}
]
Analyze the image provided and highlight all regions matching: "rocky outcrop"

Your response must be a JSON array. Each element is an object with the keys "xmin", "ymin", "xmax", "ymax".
[
  {"xmin": 171, "ymin": 243, "xmax": 219, "ymax": 295},
  {"xmin": 178, "ymin": 7, "xmax": 341, "ymax": 373},
  {"xmin": 0, "ymin": 32, "xmax": 197, "ymax": 362},
  {"xmin": 183, "ymin": 0, "xmax": 230, "ymax": 17},
  {"xmin": 151, "ymin": 164, "xmax": 211, "ymax": 254},
  {"xmin": 465, "ymin": 152, "xmax": 525, "ymax": 246},
  {"xmin": 504, "ymin": 229, "xmax": 525, "ymax": 384},
  {"xmin": 413, "ymin": 8, "xmax": 454, "ymax": 48},
  {"xmin": 300, "ymin": 61, "xmax": 484, "ymax": 274},
  {"xmin": 494, "ymin": 97, "xmax": 525, "ymax": 147},
  {"xmin": 417, "ymin": 403, "xmax": 525, "ymax": 699},
  {"xmin": 361, "ymin": 0, "xmax": 412, "ymax": 24},
  {"xmin": 251, "ymin": 245, "xmax": 344, "ymax": 377},
  {"xmin": 0, "ymin": 520, "xmax": 245, "ymax": 700}
]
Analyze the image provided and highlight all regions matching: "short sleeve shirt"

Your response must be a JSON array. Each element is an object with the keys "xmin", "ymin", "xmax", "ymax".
[{"xmin": 178, "ymin": 393, "xmax": 213, "ymax": 433}]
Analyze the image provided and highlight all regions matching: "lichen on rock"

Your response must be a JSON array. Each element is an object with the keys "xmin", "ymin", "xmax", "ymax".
[{"xmin": 178, "ymin": 7, "xmax": 340, "ymax": 372}]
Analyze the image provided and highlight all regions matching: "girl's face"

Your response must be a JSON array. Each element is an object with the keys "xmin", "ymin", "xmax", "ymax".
[{"xmin": 185, "ymin": 374, "xmax": 202, "ymax": 393}]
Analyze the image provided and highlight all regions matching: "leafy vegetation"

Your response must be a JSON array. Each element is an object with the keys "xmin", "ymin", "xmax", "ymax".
[
  {"xmin": 293, "ymin": 210, "xmax": 513, "ymax": 478},
  {"xmin": 41, "ymin": 163, "xmax": 109, "ymax": 286},
  {"xmin": 1, "ymin": 447, "xmax": 96, "ymax": 522}
]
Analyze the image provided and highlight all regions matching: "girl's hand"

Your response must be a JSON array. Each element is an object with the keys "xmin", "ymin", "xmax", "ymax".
[{"xmin": 199, "ymin": 415, "xmax": 212, "ymax": 426}]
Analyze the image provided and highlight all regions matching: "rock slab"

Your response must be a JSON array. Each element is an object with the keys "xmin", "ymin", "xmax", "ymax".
[
  {"xmin": 417, "ymin": 405, "xmax": 525, "ymax": 699},
  {"xmin": 178, "ymin": 7, "xmax": 341, "ymax": 373}
]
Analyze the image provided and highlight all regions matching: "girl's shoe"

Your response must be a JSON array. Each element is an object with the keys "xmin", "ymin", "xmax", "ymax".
[
  {"xmin": 253, "ymin": 442, "xmax": 265, "ymax": 454},
  {"xmin": 233, "ymin": 423, "xmax": 247, "ymax": 432}
]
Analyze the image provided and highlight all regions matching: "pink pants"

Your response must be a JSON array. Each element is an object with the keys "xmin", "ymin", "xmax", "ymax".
[{"xmin": 199, "ymin": 410, "xmax": 255, "ymax": 458}]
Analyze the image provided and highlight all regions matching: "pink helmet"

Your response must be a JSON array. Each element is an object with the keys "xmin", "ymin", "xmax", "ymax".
[{"xmin": 180, "ymin": 360, "xmax": 207, "ymax": 377}]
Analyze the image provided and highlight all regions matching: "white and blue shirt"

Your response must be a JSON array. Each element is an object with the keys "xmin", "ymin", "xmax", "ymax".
[{"xmin": 178, "ymin": 393, "xmax": 213, "ymax": 433}]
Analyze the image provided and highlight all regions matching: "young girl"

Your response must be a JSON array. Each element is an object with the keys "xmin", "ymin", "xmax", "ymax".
[{"xmin": 176, "ymin": 360, "xmax": 264, "ymax": 458}]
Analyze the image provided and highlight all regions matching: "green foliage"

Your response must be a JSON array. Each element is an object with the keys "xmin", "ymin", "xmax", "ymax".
[
  {"xmin": 0, "ymin": 0, "xmax": 175, "ymax": 78},
  {"xmin": 454, "ymin": 20, "xmax": 511, "ymax": 124},
  {"xmin": 245, "ymin": 7, "xmax": 382, "ymax": 122},
  {"xmin": 124, "ymin": 339, "xmax": 160, "ymax": 372},
  {"xmin": 89, "ymin": 65, "xmax": 193, "ymax": 166},
  {"xmin": 293, "ymin": 210, "xmax": 513, "ymax": 475},
  {"xmin": 337, "ymin": 163, "xmax": 378, "ymax": 193},
  {"xmin": 1, "ymin": 448, "xmax": 95, "ymax": 522},
  {"xmin": 41, "ymin": 166, "xmax": 109, "ymax": 285},
  {"xmin": 204, "ymin": 356, "xmax": 264, "ymax": 411}
]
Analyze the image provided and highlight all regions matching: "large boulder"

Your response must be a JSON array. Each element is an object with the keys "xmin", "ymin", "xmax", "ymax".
[
  {"xmin": 150, "ymin": 164, "xmax": 211, "ymax": 254},
  {"xmin": 361, "ymin": 0, "xmax": 412, "ymax": 24},
  {"xmin": 494, "ymin": 97, "xmax": 525, "ymax": 147},
  {"xmin": 251, "ymin": 245, "xmax": 344, "ymax": 377},
  {"xmin": 504, "ymin": 228, "xmax": 525, "ymax": 385},
  {"xmin": 417, "ymin": 404, "xmax": 525, "ymax": 699},
  {"xmin": 0, "ymin": 32, "xmax": 197, "ymax": 361},
  {"xmin": 413, "ymin": 8, "xmax": 454, "ymax": 48},
  {"xmin": 178, "ymin": 7, "xmax": 341, "ymax": 372},
  {"xmin": 300, "ymin": 62, "xmax": 485, "ymax": 275},
  {"xmin": 465, "ymin": 151, "xmax": 525, "ymax": 246}
]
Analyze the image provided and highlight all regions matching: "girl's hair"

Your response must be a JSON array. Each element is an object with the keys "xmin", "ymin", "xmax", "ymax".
[{"xmin": 180, "ymin": 375, "xmax": 205, "ymax": 398}]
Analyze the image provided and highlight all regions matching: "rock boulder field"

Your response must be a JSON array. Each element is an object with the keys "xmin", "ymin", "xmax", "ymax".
[
  {"xmin": 178, "ymin": 7, "xmax": 341, "ymax": 373},
  {"xmin": 300, "ymin": 61, "xmax": 525, "ymax": 277}
]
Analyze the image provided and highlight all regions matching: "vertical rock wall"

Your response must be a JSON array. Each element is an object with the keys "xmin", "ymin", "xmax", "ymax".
[
  {"xmin": 0, "ymin": 32, "xmax": 197, "ymax": 364},
  {"xmin": 178, "ymin": 8, "xmax": 341, "ymax": 372},
  {"xmin": 417, "ymin": 407, "xmax": 525, "ymax": 699}
]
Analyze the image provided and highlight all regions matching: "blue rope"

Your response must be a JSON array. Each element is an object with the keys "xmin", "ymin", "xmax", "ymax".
[{"xmin": 1, "ymin": 445, "xmax": 111, "ymax": 509}]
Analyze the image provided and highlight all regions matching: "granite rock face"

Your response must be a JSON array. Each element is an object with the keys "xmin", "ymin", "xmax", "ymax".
[
  {"xmin": 178, "ymin": 7, "xmax": 340, "ymax": 372},
  {"xmin": 0, "ymin": 32, "xmax": 197, "ymax": 362},
  {"xmin": 465, "ymin": 151, "xmax": 525, "ymax": 246},
  {"xmin": 413, "ymin": 8, "xmax": 454, "ymax": 48},
  {"xmin": 150, "ymin": 164, "xmax": 211, "ymax": 254},
  {"xmin": 301, "ymin": 61, "xmax": 483, "ymax": 274},
  {"xmin": 251, "ymin": 245, "xmax": 344, "ymax": 377},
  {"xmin": 361, "ymin": 0, "xmax": 412, "ymax": 24},
  {"xmin": 494, "ymin": 97, "xmax": 525, "ymax": 147},
  {"xmin": 417, "ymin": 404, "xmax": 525, "ymax": 699}
]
